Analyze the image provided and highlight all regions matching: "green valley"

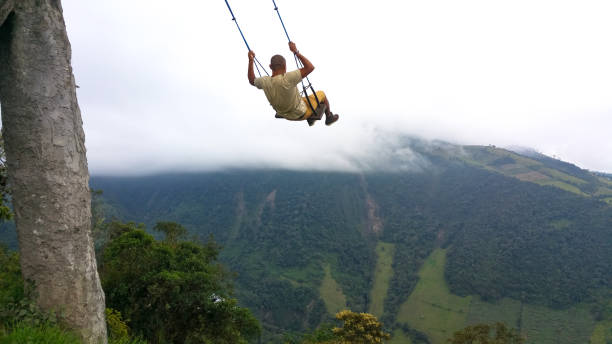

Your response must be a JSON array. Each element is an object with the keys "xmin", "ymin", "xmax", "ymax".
[
  {"xmin": 393, "ymin": 248, "xmax": 600, "ymax": 344},
  {"xmin": 319, "ymin": 264, "xmax": 347, "ymax": 315},
  {"xmin": 396, "ymin": 249, "xmax": 471, "ymax": 343},
  {"xmin": 2, "ymin": 140, "xmax": 611, "ymax": 343},
  {"xmin": 369, "ymin": 242, "xmax": 395, "ymax": 319}
]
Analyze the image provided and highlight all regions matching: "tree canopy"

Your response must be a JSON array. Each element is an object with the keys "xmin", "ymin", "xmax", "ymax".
[
  {"xmin": 332, "ymin": 310, "xmax": 391, "ymax": 344},
  {"xmin": 100, "ymin": 221, "xmax": 260, "ymax": 344},
  {"xmin": 448, "ymin": 323, "xmax": 525, "ymax": 344}
]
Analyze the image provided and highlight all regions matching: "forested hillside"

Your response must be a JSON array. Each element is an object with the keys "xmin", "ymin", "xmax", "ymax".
[{"xmin": 2, "ymin": 140, "xmax": 611, "ymax": 343}]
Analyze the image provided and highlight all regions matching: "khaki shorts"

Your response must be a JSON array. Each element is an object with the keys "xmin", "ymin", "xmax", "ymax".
[{"xmin": 301, "ymin": 91, "xmax": 326, "ymax": 119}]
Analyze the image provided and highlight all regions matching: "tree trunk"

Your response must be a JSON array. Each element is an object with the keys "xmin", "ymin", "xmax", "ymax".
[
  {"xmin": 0, "ymin": 0, "xmax": 13, "ymax": 26},
  {"xmin": 0, "ymin": 1, "xmax": 107, "ymax": 343}
]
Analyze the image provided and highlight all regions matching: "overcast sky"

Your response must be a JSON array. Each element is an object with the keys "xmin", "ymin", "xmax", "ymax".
[{"xmin": 58, "ymin": 0, "xmax": 612, "ymax": 175}]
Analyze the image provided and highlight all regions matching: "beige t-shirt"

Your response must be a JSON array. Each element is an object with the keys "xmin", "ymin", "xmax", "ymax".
[{"xmin": 254, "ymin": 70, "xmax": 307, "ymax": 120}]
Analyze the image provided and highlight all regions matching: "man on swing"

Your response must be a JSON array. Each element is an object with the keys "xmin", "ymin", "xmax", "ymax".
[{"xmin": 248, "ymin": 42, "xmax": 339, "ymax": 126}]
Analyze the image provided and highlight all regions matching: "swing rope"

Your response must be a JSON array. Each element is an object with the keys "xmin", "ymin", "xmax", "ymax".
[
  {"xmin": 272, "ymin": 0, "xmax": 322, "ymax": 114},
  {"xmin": 224, "ymin": 0, "xmax": 269, "ymax": 77},
  {"xmin": 224, "ymin": 0, "xmax": 323, "ymax": 115},
  {"xmin": 272, "ymin": 0, "xmax": 291, "ymax": 42}
]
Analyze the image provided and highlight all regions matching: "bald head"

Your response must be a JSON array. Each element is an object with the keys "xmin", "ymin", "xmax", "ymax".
[{"xmin": 270, "ymin": 55, "xmax": 286, "ymax": 72}]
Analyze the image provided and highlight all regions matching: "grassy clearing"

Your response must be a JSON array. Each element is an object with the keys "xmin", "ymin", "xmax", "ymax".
[
  {"xmin": 590, "ymin": 320, "xmax": 612, "ymax": 344},
  {"xmin": 396, "ymin": 249, "xmax": 471, "ymax": 344},
  {"xmin": 537, "ymin": 180, "xmax": 588, "ymax": 196},
  {"xmin": 388, "ymin": 329, "xmax": 413, "ymax": 344},
  {"xmin": 514, "ymin": 171, "xmax": 550, "ymax": 182},
  {"xmin": 395, "ymin": 249, "xmax": 599, "ymax": 344},
  {"xmin": 462, "ymin": 148, "xmax": 594, "ymax": 197},
  {"xmin": 549, "ymin": 219, "xmax": 572, "ymax": 230},
  {"xmin": 319, "ymin": 264, "xmax": 347, "ymax": 315},
  {"xmin": 279, "ymin": 261, "xmax": 325, "ymax": 289},
  {"xmin": 598, "ymin": 176, "xmax": 612, "ymax": 186},
  {"xmin": 368, "ymin": 242, "xmax": 395, "ymax": 318},
  {"xmin": 466, "ymin": 297, "xmax": 522, "ymax": 328},
  {"xmin": 521, "ymin": 303, "xmax": 595, "ymax": 344},
  {"xmin": 540, "ymin": 168, "xmax": 588, "ymax": 185},
  {"xmin": 595, "ymin": 187, "xmax": 612, "ymax": 196},
  {"xmin": 507, "ymin": 152, "xmax": 544, "ymax": 168},
  {"xmin": 498, "ymin": 163, "xmax": 533, "ymax": 175}
]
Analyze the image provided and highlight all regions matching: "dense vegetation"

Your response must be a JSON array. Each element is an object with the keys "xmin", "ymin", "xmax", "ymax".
[
  {"xmin": 285, "ymin": 311, "xmax": 391, "ymax": 344},
  {"xmin": 1, "ymin": 219, "xmax": 260, "ymax": 344},
  {"xmin": 91, "ymin": 170, "xmax": 610, "ymax": 341},
  {"xmin": 442, "ymin": 168, "xmax": 611, "ymax": 307},
  {"xmin": 2, "ymin": 141, "xmax": 611, "ymax": 342},
  {"xmin": 367, "ymin": 156, "xmax": 612, "ymax": 310},
  {"xmin": 92, "ymin": 171, "xmax": 377, "ymax": 341},
  {"xmin": 448, "ymin": 322, "xmax": 525, "ymax": 344},
  {"xmin": 1, "ymin": 246, "xmax": 123, "ymax": 344},
  {"xmin": 98, "ymin": 221, "xmax": 260, "ymax": 344}
]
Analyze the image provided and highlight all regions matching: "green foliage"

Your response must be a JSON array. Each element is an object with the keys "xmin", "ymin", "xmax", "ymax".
[
  {"xmin": 0, "ymin": 251, "xmax": 76, "ymax": 343},
  {"xmin": 300, "ymin": 323, "xmax": 338, "ymax": 343},
  {"xmin": 319, "ymin": 265, "xmax": 347, "ymax": 315},
  {"xmin": 369, "ymin": 243, "xmax": 395, "ymax": 319},
  {"xmin": 396, "ymin": 249, "xmax": 472, "ymax": 344},
  {"xmin": 104, "ymin": 310, "xmax": 148, "ymax": 344},
  {"xmin": 447, "ymin": 323, "xmax": 525, "ymax": 344},
  {"xmin": 397, "ymin": 247, "xmax": 599, "ymax": 344},
  {"xmin": 519, "ymin": 302, "xmax": 595, "ymax": 344},
  {"xmin": 282, "ymin": 323, "xmax": 338, "ymax": 344},
  {"xmin": 590, "ymin": 320, "xmax": 612, "ymax": 344},
  {"xmin": 0, "ymin": 293, "xmax": 59, "ymax": 330},
  {"xmin": 100, "ymin": 221, "xmax": 260, "ymax": 344},
  {"xmin": 90, "ymin": 148, "xmax": 612, "ymax": 341},
  {"xmin": 154, "ymin": 221, "xmax": 187, "ymax": 244},
  {"xmin": 0, "ymin": 323, "xmax": 81, "ymax": 344},
  {"xmin": 0, "ymin": 316, "xmax": 145, "ymax": 344},
  {"xmin": 0, "ymin": 247, "xmax": 59, "ymax": 332},
  {"xmin": 393, "ymin": 324, "xmax": 431, "ymax": 344},
  {"xmin": 333, "ymin": 310, "xmax": 391, "ymax": 344},
  {"xmin": 284, "ymin": 312, "xmax": 391, "ymax": 344},
  {"xmin": 93, "ymin": 172, "xmax": 375, "ymax": 342},
  {"xmin": 590, "ymin": 291, "xmax": 612, "ymax": 322},
  {"xmin": 106, "ymin": 308, "xmax": 129, "ymax": 340},
  {"xmin": 0, "ymin": 246, "xmax": 22, "ymax": 308},
  {"xmin": 442, "ymin": 168, "xmax": 612, "ymax": 308},
  {"xmin": 109, "ymin": 337, "xmax": 148, "ymax": 344}
]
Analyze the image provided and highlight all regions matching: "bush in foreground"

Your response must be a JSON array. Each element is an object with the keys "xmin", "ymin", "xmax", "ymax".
[
  {"xmin": 0, "ymin": 323, "xmax": 81, "ymax": 344},
  {"xmin": 100, "ymin": 221, "xmax": 260, "ymax": 344}
]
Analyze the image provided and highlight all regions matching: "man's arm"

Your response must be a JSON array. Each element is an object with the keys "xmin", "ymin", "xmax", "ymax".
[
  {"xmin": 289, "ymin": 42, "xmax": 314, "ymax": 78},
  {"xmin": 248, "ymin": 51, "xmax": 256, "ymax": 86}
]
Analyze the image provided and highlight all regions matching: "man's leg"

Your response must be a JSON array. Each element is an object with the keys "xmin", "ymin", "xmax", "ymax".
[
  {"xmin": 321, "ymin": 96, "xmax": 339, "ymax": 125},
  {"xmin": 323, "ymin": 97, "xmax": 332, "ymax": 118},
  {"xmin": 304, "ymin": 91, "xmax": 339, "ymax": 126},
  {"xmin": 312, "ymin": 91, "xmax": 335, "ymax": 119}
]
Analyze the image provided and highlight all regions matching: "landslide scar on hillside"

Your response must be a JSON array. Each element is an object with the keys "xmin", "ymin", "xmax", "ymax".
[{"xmin": 360, "ymin": 175, "xmax": 383, "ymax": 235}]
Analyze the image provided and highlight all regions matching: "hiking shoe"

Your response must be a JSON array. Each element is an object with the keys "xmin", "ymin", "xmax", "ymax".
[
  {"xmin": 307, "ymin": 118, "xmax": 317, "ymax": 126},
  {"xmin": 325, "ymin": 114, "xmax": 339, "ymax": 126}
]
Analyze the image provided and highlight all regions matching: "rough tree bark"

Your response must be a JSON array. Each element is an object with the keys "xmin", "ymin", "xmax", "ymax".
[
  {"xmin": 0, "ymin": 1, "xmax": 107, "ymax": 343},
  {"xmin": 0, "ymin": 0, "xmax": 13, "ymax": 26}
]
